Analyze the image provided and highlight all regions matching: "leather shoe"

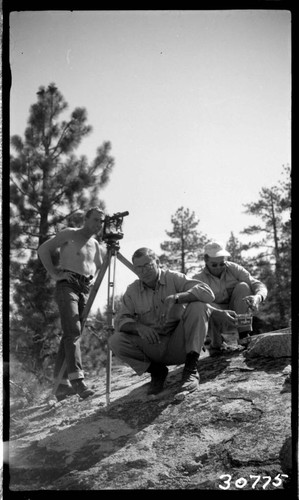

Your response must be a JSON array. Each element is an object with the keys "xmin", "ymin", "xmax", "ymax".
[
  {"xmin": 55, "ymin": 383, "xmax": 76, "ymax": 402},
  {"xmin": 181, "ymin": 369, "xmax": 200, "ymax": 392},
  {"xmin": 147, "ymin": 366, "xmax": 168, "ymax": 395},
  {"xmin": 71, "ymin": 379, "xmax": 95, "ymax": 399}
]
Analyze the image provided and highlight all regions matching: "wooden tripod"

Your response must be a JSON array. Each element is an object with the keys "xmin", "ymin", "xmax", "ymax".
[{"xmin": 52, "ymin": 238, "xmax": 136, "ymax": 405}]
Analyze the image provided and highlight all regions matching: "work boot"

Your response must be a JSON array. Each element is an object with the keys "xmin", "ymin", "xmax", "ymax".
[
  {"xmin": 181, "ymin": 351, "xmax": 200, "ymax": 392},
  {"xmin": 71, "ymin": 379, "xmax": 95, "ymax": 399},
  {"xmin": 147, "ymin": 363, "xmax": 169, "ymax": 395},
  {"xmin": 55, "ymin": 383, "xmax": 76, "ymax": 402}
]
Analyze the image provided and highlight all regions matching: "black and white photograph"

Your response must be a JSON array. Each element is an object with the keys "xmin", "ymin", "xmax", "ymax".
[{"xmin": 5, "ymin": 7, "xmax": 294, "ymax": 494}]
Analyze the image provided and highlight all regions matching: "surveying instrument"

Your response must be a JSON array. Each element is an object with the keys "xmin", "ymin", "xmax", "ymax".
[{"xmin": 53, "ymin": 211, "xmax": 136, "ymax": 405}]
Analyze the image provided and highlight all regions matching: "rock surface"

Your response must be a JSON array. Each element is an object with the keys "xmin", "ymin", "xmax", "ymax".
[
  {"xmin": 6, "ymin": 331, "xmax": 294, "ymax": 492},
  {"xmin": 245, "ymin": 330, "xmax": 291, "ymax": 358}
]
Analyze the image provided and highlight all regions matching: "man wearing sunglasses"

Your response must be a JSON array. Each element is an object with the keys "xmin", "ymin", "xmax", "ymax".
[
  {"xmin": 109, "ymin": 247, "xmax": 216, "ymax": 395},
  {"xmin": 193, "ymin": 241, "xmax": 268, "ymax": 353}
]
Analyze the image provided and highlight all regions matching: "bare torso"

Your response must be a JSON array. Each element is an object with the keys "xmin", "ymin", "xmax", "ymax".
[{"xmin": 59, "ymin": 229, "xmax": 103, "ymax": 277}]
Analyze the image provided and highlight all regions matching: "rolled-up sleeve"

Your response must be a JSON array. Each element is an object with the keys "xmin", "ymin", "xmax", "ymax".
[
  {"xmin": 172, "ymin": 273, "xmax": 215, "ymax": 302},
  {"xmin": 116, "ymin": 270, "xmax": 215, "ymax": 332}
]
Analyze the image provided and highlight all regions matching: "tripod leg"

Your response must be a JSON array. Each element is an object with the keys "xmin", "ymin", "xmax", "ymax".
[
  {"xmin": 106, "ymin": 250, "xmax": 118, "ymax": 405},
  {"xmin": 52, "ymin": 359, "xmax": 68, "ymax": 397},
  {"xmin": 81, "ymin": 253, "xmax": 111, "ymax": 326},
  {"xmin": 104, "ymin": 252, "xmax": 136, "ymax": 405},
  {"xmin": 106, "ymin": 348, "xmax": 112, "ymax": 405},
  {"xmin": 52, "ymin": 253, "xmax": 111, "ymax": 396},
  {"xmin": 116, "ymin": 252, "xmax": 137, "ymax": 274}
]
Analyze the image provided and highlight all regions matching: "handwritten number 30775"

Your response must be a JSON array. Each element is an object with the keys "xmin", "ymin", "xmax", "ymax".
[{"xmin": 219, "ymin": 473, "xmax": 289, "ymax": 490}]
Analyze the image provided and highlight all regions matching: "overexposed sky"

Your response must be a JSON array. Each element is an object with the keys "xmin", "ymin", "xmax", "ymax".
[{"xmin": 10, "ymin": 9, "xmax": 291, "ymax": 310}]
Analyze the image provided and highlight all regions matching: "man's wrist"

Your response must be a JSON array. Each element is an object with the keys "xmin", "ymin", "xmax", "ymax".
[{"xmin": 174, "ymin": 294, "xmax": 179, "ymax": 304}]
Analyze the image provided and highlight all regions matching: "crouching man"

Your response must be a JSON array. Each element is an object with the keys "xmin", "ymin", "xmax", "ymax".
[
  {"xmin": 109, "ymin": 247, "xmax": 217, "ymax": 395},
  {"xmin": 193, "ymin": 241, "xmax": 268, "ymax": 351}
]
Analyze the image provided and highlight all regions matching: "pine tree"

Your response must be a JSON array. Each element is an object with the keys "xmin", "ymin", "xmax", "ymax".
[
  {"xmin": 225, "ymin": 232, "xmax": 249, "ymax": 268},
  {"xmin": 159, "ymin": 207, "xmax": 208, "ymax": 275},
  {"xmin": 241, "ymin": 164, "xmax": 291, "ymax": 328},
  {"xmin": 10, "ymin": 83, "xmax": 115, "ymax": 378}
]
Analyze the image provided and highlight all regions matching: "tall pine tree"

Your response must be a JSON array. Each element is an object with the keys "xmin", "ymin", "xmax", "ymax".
[
  {"xmin": 159, "ymin": 207, "xmax": 208, "ymax": 275},
  {"xmin": 225, "ymin": 232, "xmax": 249, "ymax": 267},
  {"xmin": 241, "ymin": 164, "xmax": 291, "ymax": 328},
  {"xmin": 10, "ymin": 83, "xmax": 115, "ymax": 378}
]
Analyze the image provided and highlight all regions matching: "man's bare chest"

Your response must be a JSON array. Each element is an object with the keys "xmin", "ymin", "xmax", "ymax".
[{"xmin": 61, "ymin": 238, "xmax": 96, "ymax": 260}]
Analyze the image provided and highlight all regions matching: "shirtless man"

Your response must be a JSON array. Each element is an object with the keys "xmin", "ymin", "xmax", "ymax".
[{"xmin": 38, "ymin": 207, "xmax": 105, "ymax": 400}]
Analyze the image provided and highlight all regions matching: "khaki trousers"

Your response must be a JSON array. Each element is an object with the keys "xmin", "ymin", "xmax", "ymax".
[
  {"xmin": 109, "ymin": 302, "xmax": 210, "ymax": 375},
  {"xmin": 208, "ymin": 282, "xmax": 253, "ymax": 348}
]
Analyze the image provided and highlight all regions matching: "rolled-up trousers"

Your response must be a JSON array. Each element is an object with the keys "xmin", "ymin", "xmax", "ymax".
[
  {"xmin": 109, "ymin": 302, "xmax": 210, "ymax": 375},
  {"xmin": 208, "ymin": 282, "xmax": 253, "ymax": 348}
]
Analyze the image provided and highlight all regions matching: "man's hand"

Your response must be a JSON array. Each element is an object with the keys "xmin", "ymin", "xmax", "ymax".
[
  {"xmin": 212, "ymin": 308, "xmax": 238, "ymax": 327},
  {"xmin": 136, "ymin": 324, "xmax": 161, "ymax": 344},
  {"xmin": 242, "ymin": 294, "xmax": 262, "ymax": 311},
  {"xmin": 55, "ymin": 270, "xmax": 76, "ymax": 283}
]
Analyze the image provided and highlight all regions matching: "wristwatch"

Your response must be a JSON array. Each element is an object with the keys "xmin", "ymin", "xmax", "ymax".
[{"xmin": 175, "ymin": 294, "xmax": 179, "ymax": 304}]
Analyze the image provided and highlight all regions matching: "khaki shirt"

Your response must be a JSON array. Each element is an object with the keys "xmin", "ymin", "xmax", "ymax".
[
  {"xmin": 117, "ymin": 268, "xmax": 215, "ymax": 335},
  {"xmin": 193, "ymin": 262, "xmax": 268, "ymax": 305}
]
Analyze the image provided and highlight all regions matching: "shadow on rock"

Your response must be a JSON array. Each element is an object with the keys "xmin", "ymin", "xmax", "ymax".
[
  {"xmin": 9, "ymin": 373, "xmax": 182, "ymax": 490},
  {"xmin": 243, "ymin": 356, "xmax": 291, "ymax": 374},
  {"xmin": 197, "ymin": 350, "xmax": 239, "ymax": 382}
]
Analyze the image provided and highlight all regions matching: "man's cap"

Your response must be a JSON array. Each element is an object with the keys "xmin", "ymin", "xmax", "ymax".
[{"xmin": 204, "ymin": 241, "xmax": 230, "ymax": 258}]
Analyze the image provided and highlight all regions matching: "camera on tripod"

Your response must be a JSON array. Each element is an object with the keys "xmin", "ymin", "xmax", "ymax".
[{"xmin": 103, "ymin": 211, "xmax": 129, "ymax": 243}]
